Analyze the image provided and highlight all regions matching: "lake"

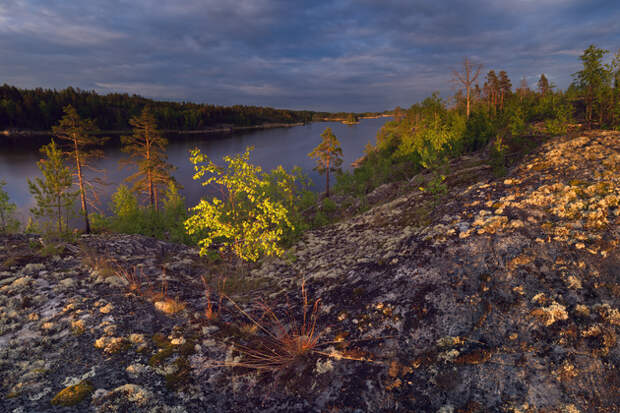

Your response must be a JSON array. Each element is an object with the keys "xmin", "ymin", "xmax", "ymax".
[{"xmin": 0, "ymin": 117, "xmax": 390, "ymax": 222}]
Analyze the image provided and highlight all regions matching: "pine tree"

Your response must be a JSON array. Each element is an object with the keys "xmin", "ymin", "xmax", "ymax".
[
  {"xmin": 308, "ymin": 127, "xmax": 343, "ymax": 198},
  {"xmin": 498, "ymin": 71, "xmax": 512, "ymax": 110},
  {"xmin": 53, "ymin": 105, "xmax": 106, "ymax": 233},
  {"xmin": 518, "ymin": 76, "xmax": 530, "ymax": 101},
  {"xmin": 484, "ymin": 70, "xmax": 499, "ymax": 115},
  {"xmin": 537, "ymin": 74, "xmax": 550, "ymax": 96},
  {"xmin": 121, "ymin": 107, "xmax": 175, "ymax": 210},
  {"xmin": 28, "ymin": 140, "xmax": 77, "ymax": 234},
  {"xmin": 573, "ymin": 45, "xmax": 610, "ymax": 129}
]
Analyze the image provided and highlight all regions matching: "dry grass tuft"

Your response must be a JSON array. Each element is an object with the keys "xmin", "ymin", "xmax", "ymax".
[{"xmin": 220, "ymin": 279, "xmax": 323, "ymax": 370}]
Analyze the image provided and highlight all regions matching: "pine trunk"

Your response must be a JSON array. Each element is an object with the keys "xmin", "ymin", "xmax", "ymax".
[
  {"xmin": 325, "ymin": 157, "xmax": 330, "ymax": 198},
  {"xmin": 74, "ymin": 139, "xmax": 90, "ymax": 234},
  {"xmin": 466, "ymin": 87, "xmax": 470, "ymax": 118}
]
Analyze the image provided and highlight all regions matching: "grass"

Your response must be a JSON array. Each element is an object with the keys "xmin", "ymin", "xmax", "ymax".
[
  {"xmin": 219, "ymin": 279, "xmax": 323, "ymax": 370},
  {"xmin": 208, "ymin": 279, "xmax": 386, "ymax": 372}
]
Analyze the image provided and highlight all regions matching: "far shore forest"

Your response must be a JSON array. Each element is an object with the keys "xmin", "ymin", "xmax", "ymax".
[
  {"xmin": 1, "ymin": 45, "xmax": 619, "ymax": 267},
  {"xmin": 0, "ymin": 85, "xmax": 383, "ymax": 134}
]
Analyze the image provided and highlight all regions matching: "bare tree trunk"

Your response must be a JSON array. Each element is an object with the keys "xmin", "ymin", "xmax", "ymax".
[
  {"xmin": 57, "ymin": 197, "xmax": 62, "ymax": 234},
  {"xmin": 74, "ymin": 138, "xmax": 90, "ymax": 233},
  {"xmin": 325, "ymin": 157, "xmax": 330, "ymax": 198},
  {"xmin": 466, "ymin": 87, "xmax": 471, "ymax": 118},
  {"xmin": 453, "ymin": 58, "xmax": 481, "ymax": 119}
]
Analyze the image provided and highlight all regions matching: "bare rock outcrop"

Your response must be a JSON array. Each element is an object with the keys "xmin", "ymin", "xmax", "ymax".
[{"xmin": 0, "ymin": 131, "xmax": 618, "ymax": 412}]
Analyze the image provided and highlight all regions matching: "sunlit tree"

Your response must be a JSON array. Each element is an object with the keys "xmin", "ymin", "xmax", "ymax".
[
  {"xmin": 53, "ymin": 105, "xmax": 106, "ymax": 233},
  {"xmin": 452, "ymin": 57, "xmax": 482, "ymax": 118},
  {"xmin": 498, "ymin": 70, "xmax": 512, "ymax": 110},
  {"xmin": 28, "ymin": 140, "xmax": 77, "ymax": 234},
  {"xmin": 537, "ymin": 74, "xmax": 550, "ymax": 96},
  {"xmin": 185, "ymin": 146, "xmax": 292, "ymax": 262},
  {"xmin": 0, "ymin": 180, "xmax": 19, "ymax": 233},
  {"xmin": 121, "ymin": 107, "xmax": 175, "ymax": 210},
  {"xmin": 309, "ymin": 127, "xmax": 343, "ymax": 198},
  {"xmin": 573, "ymin": 45, "xmax": 610, "ymax": 129}
]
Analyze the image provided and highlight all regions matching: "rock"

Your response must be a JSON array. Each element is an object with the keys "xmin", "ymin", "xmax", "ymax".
[{"xmin": 0, "ymin": 131, "xmax": 618, "ymax": 412}]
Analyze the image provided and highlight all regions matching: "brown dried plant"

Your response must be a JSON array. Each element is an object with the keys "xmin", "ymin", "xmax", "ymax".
[
  {"xmin": 220, "ymin": 279, "xmax": 322, "ymax": 370},
  {"xmin": 202, "ymin": 275, "xmax": 225, "ymax": 321}
]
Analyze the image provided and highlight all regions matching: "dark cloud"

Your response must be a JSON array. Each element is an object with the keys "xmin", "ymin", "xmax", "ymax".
[{"xmin": 1, "ymin": 0, "xmax": 619, "ymax": 111}]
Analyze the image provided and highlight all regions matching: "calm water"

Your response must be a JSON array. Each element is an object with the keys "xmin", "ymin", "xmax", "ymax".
[{"xmin": 0, "ymin": 118, "xmax": 389, "ymax": 222}]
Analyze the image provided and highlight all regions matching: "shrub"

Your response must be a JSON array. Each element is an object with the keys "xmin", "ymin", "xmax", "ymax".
[
  {"xmin": 93, "ymin": 183, "xmax": 191, "ymax": 244},
  {"xmin": 545, "ymin": 102, "xmax": 573, "ymax": 136},
  {"xmin": 185, "ymin": 146, "xmax": 293, "ymax": 262},
  {"xmin": 490, "ymin": 135, "xmax": 508, "ymax": 177},
  {"xmin": 0, "ymin": 180, "xmax": 19, "ymax": 233},
  {"xmin": 459, "ymin": 110, "xmax": 496, "ymax": 152}
]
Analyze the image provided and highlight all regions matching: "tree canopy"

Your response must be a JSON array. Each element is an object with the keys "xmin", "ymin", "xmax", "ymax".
[{"xmin": 309, "ymin": 128, "xmax": 343, "ymax": 198}]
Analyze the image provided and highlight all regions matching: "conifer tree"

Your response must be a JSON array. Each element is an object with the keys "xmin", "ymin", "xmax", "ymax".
[
  {"xmin": 498, "ymin": 71, "xmax": 512, "ymax": 110},
  {"xmin": 53, "ymin": 105, "xmax": 106, "ymax": 233},
  {"xmin": 573, "ymin": 45, "xmax": 610, "ymax": 129},
  {"xmin": 308, "ymin": 127, "xmax": 343, "ymax": 198},
  {"xmin": 538, "ymin": 74, "xmax": 550, "ymax": 96},
  {"xmin": 484, "ymin": 70, "xmax": 499, "ymax": 115},
  {"xmin": 517, "ymin": 76, "xmax": 529, "ymax": 101},
  {"xmin": 28, "ymin": 140, "xmax": 77, "ymax": 234},
  {"xmin": 121, "ymin": 107, "xmax": 175, "ymax": 210}
]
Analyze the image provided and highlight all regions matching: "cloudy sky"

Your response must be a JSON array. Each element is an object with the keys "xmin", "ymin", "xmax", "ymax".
[{"xmin": 1, "ymin": 0, "xmax": 619, "ymax": 112}]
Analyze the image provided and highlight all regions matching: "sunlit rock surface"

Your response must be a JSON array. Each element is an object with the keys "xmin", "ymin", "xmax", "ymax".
[{"xmin": 1, "ymin": 131, "xmax": 618, "ymax": 412}]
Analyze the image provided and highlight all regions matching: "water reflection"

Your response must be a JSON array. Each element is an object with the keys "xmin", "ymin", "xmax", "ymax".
[{"xmin": 0, "ymin": 118, "xmax": 389, "ymax": 221}]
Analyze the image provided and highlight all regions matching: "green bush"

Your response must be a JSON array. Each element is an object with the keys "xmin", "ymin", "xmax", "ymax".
[
  {"xmin": 544, "ymin": 102, "xmax": 573, "ymax": 136},
  {"xmin": 507, "ymin": 104, "xmax": 528, "ymax": 136},
  {"xmin": 0, "ymin": 180, "xmax": 20, "ymax": 233},
  {"xmin": 92, "ymin": 183, "xmax": 191, "ymax": 244},
  {"xmin": 490, "ymin": 136, "xmax": 508, "ymax": 177},
  {"xmin": 461, "ymin": 111, "xmax": 496, "ymax": 151}
]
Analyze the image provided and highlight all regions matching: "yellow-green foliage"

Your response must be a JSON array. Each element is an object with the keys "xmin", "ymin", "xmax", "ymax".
[
  {"xmin": 0, "ymin": 180, "xmax": 19, "ymax": 233},
  {"xmin": 185, "ymin": 146, "xmax": 293, "ymax": 262},
  {"xmin": 50, "ymin": 380, "xmax": 94, "ymax": 406}
]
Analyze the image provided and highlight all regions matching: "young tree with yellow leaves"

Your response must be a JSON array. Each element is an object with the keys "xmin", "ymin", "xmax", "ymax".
[{"xmin": 185, "ymin": 146, "xmax": 292, "ymax": 262}]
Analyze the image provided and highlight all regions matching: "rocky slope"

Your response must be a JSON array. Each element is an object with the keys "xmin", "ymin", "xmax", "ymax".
[{"xmin": 0, "ymin": 131, "xmax": 618, "ymax": 412}]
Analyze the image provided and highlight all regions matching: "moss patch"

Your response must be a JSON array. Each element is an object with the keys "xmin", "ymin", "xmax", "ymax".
[
  {"xmin": 50, "ymin": 380, "xmax": 94, "ymax": 406},
  {"xmin": 165, "ymin": 358, "xmax": 192, "ymax": 390},
  {"xmin": 149, "ymin": 345, "xmax": 174, "ymax": 367}
]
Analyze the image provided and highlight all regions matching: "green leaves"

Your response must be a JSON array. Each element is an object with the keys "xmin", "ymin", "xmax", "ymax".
[
  {"xmin": 186, "ymin": 147, "xmax": 293, "ymax": 262},
  {"xmin": 27, "ymin": 139, "xmax": 77, "ymax": 234},
  {"xmin": 0, "ymin": 180, "xmax": 19, "ymax": 233}
]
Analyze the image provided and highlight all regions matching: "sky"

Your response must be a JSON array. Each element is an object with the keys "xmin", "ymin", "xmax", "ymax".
[{"xmin": 1, "ymin": 0, "xmax": 619, "ymax": 112}]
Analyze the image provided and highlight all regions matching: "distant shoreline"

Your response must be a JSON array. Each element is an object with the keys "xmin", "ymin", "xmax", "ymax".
[
  {"xmin": 0, "ymin": 116, "xmax": 392, "ymax": 141},
  {"xmin": 0, "ymin": 122, "xmax": 306, "ymax": 139}
]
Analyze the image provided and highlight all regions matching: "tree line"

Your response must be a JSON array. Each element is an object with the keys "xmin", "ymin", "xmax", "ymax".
[
  {"xmin": 0, "ymin": 85, "xmax": 384, "ymax": 132},
  {"xmin": 336, "ymin": 44, "xmax": 620, "ymax": 198},
  {"xmin": 0, "ymin": 85, "xmax": 318, "ymax": 131}
]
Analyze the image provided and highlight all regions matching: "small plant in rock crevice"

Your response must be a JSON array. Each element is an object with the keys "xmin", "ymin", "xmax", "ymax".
[{"xmin": 205, "ymin": 279, "xmax": 385, "ymax": 372}]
